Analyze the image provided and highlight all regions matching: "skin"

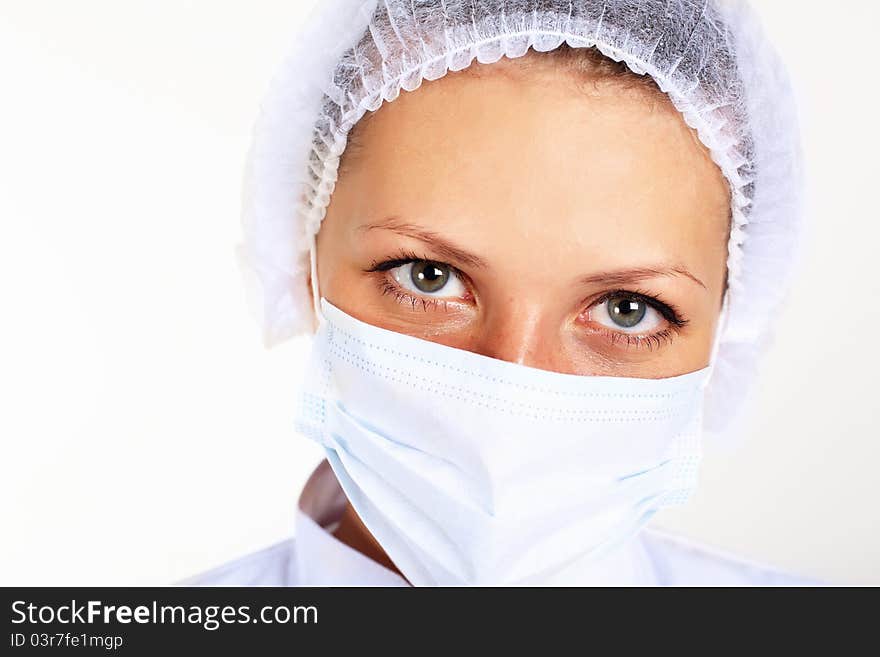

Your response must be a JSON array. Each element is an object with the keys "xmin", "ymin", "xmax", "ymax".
[{"xmin": 307, "ymin": 55, "xmax": 730, "ymax": 581}]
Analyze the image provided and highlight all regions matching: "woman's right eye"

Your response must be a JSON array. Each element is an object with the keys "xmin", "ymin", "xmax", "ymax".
[{"xmin": 390, "ymin": 260, "xmax": 467, "ymax": 297}]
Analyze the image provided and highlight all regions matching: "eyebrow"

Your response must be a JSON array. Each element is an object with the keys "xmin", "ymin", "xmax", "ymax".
[
  {"xmin": 357, "ymin": 216, "xmax": 707, "ymax": 290},
  {"xmin": 578, "ymin": 266, "xmax": 707, "ymax": 290},
  {"xmin": 357, "ymin": 217, "xmax": 490, "ymax": 269}
]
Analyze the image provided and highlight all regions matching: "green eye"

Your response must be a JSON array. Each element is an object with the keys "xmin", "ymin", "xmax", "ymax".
[
  {"xmin": 388, "ymin": 258, "xmax": 467, "ymax": 300},
  {"xmin": 410, "ymin": 260, "xmax": 450, "ymax": 293},
  {"xmin": 606, "ymin": 295, "xmax": 647, "ymax": 328}
]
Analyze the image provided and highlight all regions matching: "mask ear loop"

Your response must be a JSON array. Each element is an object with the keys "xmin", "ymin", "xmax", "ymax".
[
  {"xmin": 308, "ymin": 229, "xmax": 326, "ymax": 330},
  {"xmin": 701, "ymin": 289, "xmax": 730, "ymax": 390}
]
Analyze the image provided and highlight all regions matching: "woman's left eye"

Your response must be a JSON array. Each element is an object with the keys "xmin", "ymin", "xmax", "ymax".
[
  {"xmin": 390, "ymin": 260, "xmax": 467, "ymax": 297},
  {"xmin": 587, "ymin": 294, "xmax": 664, "ymax": 333}
]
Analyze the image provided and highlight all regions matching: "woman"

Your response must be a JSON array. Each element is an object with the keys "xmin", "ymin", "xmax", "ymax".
[{"xmin": 186, "ymin": 0, "xmax": 816, "ymax": 586}]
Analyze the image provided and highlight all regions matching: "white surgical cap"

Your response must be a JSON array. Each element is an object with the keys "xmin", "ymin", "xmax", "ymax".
[{"xmin": 237, "ymin": 0, "xmax": 804, "ymax": 443}]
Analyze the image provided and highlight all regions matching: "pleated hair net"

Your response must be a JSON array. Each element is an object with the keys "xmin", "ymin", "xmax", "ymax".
[{"xmin": 236, "ymin": 0, "xmax": 804, "ymax": 444}]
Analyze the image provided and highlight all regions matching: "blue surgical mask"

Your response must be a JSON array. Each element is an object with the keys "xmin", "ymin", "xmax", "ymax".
[{"xmin": 294, "ymin": 297, "xmax": 719, "ymax": 586}]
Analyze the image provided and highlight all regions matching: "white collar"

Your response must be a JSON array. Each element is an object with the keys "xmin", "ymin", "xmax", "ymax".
[{"xmin": 292, "ymin": 458, "xmax": 660, "ymax": 586}]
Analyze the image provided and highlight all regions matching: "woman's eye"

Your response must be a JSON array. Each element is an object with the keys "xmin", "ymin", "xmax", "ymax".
[
  {"xmin": 589, "ymin": 294, "xmax": 664, "ymax": 333},
  {"xmin": 391, "ymin": 260, "xmax": 466, "ymax": 297}
]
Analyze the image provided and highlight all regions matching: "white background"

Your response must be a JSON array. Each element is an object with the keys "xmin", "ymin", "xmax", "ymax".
[{"xmin": 1, "ymin": 1, "xmax": 877, "ymax": 586}]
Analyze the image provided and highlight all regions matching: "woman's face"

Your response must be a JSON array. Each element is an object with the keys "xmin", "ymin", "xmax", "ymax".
[{"xmin": 313, "ymin": 58, "xmax": 730, "ymax": 378}]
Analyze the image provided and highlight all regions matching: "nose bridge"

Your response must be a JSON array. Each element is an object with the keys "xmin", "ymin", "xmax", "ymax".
[{"xmin": 475, "ymin": 302, "xmax": 558, "ymax": 370}]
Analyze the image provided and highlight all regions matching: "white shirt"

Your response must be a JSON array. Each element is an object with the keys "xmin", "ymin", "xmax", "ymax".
[{"xmin": 182, "ymin": 459, "xmax": 822, "ymax": 586}]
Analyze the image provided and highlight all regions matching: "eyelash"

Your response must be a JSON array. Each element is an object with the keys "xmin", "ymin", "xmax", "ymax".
[{"xmin": 363, "ymin": 253, "xmax": 689, "ymax": 350}]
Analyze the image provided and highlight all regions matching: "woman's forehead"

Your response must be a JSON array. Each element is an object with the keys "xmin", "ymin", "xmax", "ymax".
[{"xmin": 333, "ymin": 66, "xmax": 729, "ymax": 277}]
